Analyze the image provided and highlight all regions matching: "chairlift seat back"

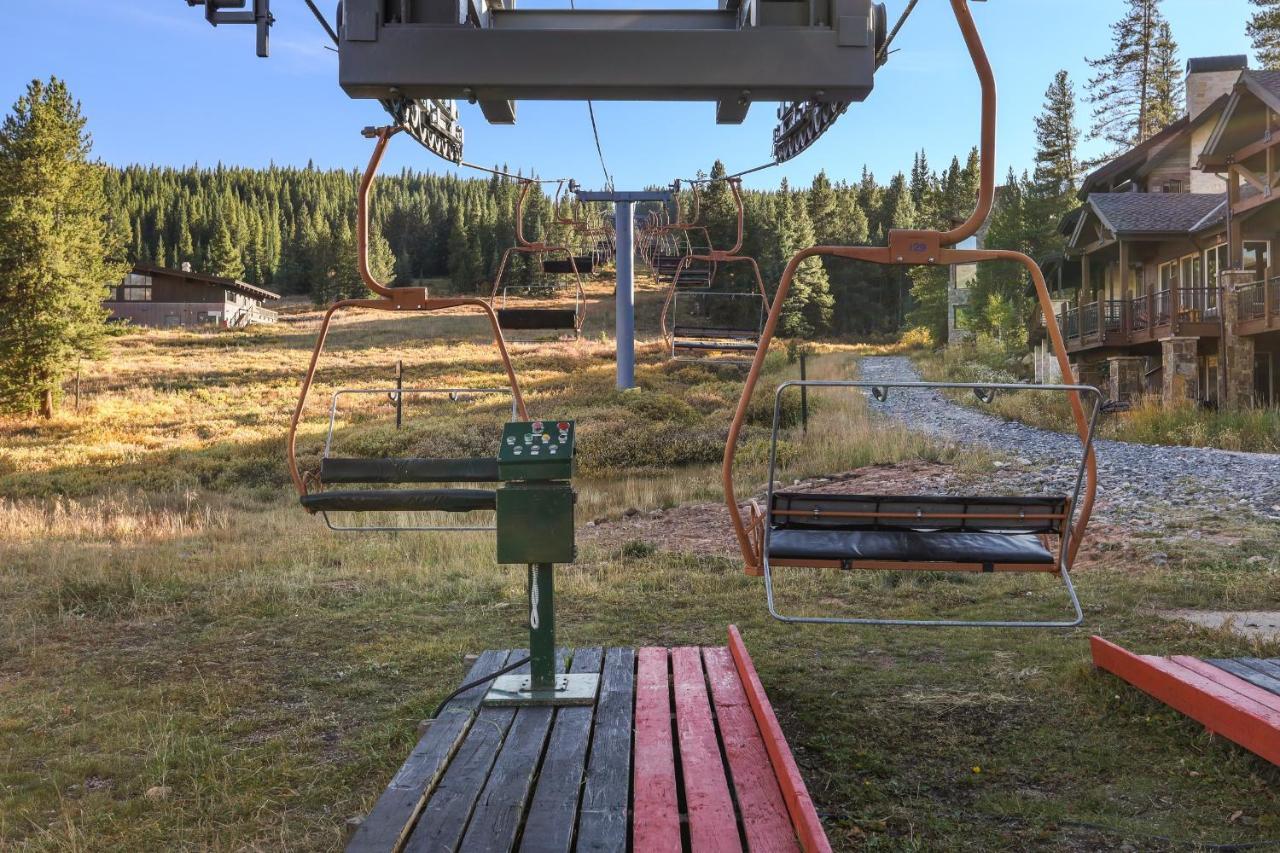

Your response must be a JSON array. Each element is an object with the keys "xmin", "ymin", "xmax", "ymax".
[
  {"xmin": 769, "ymin": 492, "xmax": 1069, "ymax": 534},
  {"xmin": 320, "ymin": 456, "xmax": 501, "ymax": 484},
  {"xmin": 497, "ymin": 308, "xmax": 580, "ymax": 330}
]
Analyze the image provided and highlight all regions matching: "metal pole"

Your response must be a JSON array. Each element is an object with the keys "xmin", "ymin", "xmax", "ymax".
[
  {"xmin": 799, "ymin": 353, "xmax": 808, "ymax": 433},
  {"xmin": 615, "ymin": 200, "xmax": 636, "ymax": 390},
  {"xmin": 529, "ymin": 563, "xmax": 556, "ymax": 690},
  {"xmin": 395, "ymin": 360, "xmax": 403, "ymax": 429}
]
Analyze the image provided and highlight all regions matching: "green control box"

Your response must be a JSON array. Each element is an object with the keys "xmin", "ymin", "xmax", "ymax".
[
  {"xmin": 498, "ymin": 420, "xmax": 575, "ymax": 482},
  {"xmin": 495, "ymin": 420, "xmax": 575, "ymax": 564},
  {"xmin": 496, "ymin": 483, "xmax": 575, "ymax": 564}
]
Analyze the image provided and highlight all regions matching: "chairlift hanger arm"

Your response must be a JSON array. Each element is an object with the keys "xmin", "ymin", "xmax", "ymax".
[{"xmin": 287, "ymin": 128, "xmax": 528, "ymax": 501}]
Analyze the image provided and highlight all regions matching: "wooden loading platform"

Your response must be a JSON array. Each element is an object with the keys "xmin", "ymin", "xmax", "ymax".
[{"xmin": 347, "ymin": 626, "xmax": 830, "ymax": 852}]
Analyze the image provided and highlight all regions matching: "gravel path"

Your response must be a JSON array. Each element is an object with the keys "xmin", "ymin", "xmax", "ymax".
[{"xmin": 859, "ymin": 356, "xmax": 1280, "ymax": 527}]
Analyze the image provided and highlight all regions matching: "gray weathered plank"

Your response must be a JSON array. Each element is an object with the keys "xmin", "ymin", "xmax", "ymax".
[
  {"xmin": 348, "ymin": 649, "xmax": 511, "ymax": 853},
  {"xmin": 459, "ymin": 650, "xmax": 570, "ymax": 852},
  {"xmin": 402, "ymin": 652, "xmax": 530, "ymax": 853},
  {"xmin": 518, "ymin": 648, "xmax": 605, "ymax": 853},
  {"xmin": 1240, "ymin": 658, "xmax": 1280, "ymax": 690},
  {"xmin": 576, "ymin": 647, "xmax": 636, "ymax": 853},
  {"xmin": 1207, "ymin": 658, "xmax": 1280, "ymax": 697}
]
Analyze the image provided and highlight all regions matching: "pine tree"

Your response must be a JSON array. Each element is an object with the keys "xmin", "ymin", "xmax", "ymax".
[
  {"xmin": 207, "ymin": 219, "xmax": 244, "ymax": 280},
  {"xmin": 807, "ymin": 170, "xmax": 838, "ymax": 245},
  {"xmin": 1149, "ymin": 21, "xmax": 1184, "ymax": 132},
  {"xmin": 1249, "ymin": 0, "xmax": 1280, "ymax": 68},
  {"xmin": 1086, "ymin": 0, "xmax": 1184, "ymax": 156},
  {"xmin": 774, "ymin": 183, "xmax": 833, "ymax": 338},
  {"xmin": 0, "ymin": 78, "xmax": 125, "ymax": 417},
  {"xmin": 971, "ymin": 170, "xmax": 1032, "ymax": 346},
  {"xmin": 1026, "ymin": 71, "xmax": 1081, "ymax": 257}
]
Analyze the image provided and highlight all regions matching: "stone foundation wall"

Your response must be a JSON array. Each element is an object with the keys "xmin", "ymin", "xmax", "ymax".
[
  {"xmin": 1220, "ymin": 270, "xmax": 1257, "ymax": 409},
  {"xmin": 1161, "ymin": 336, "xmax": 1200, "ymax": 404}
]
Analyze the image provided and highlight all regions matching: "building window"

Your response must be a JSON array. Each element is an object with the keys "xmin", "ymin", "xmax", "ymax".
[
  {"xmin": 1158, "ymin": 260, "xmax": 1177, "ymax": 291},
  {"xmin": 1162, "ymin": 180, "xmax": 1184, "ymax": 194},
  {"xmin": 1205, "ymin": 243, "xmax": 1226, "ymax": 288},
  {"xmin": 120, "ymin": 271, "xmax": 152, "ymax": 301},
  {"xmin": 1180, "ymin": 254, "xmax": 1203, "ymax": 293}
]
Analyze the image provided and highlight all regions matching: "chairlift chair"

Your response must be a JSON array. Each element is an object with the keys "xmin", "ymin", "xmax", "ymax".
[
  {"xmin": 659, "ymin": 179, "xmax": 769, "ymax": 365},
  {"xmin": 721, "ymin": 0, "xmax": 1101, "ymax": 628},
  {"xmin": 651, "ymin": 182, "xmax": 715, "ymax": 287},
  {"xmin": 288, "ymin": 127, "xmax": 530, "ymax": 532},
  {"xmin": 489, "ymin": 180, "xmax": 588, "ymax": 341}
]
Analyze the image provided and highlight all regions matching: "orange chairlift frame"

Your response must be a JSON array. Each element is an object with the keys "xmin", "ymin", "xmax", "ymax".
[
  {"xmin": 550, "ymin": 181, "xmax": 608, "ymax": 274},
  {"xmin": 659, "ymin": 177, "xmax": 769, "ymax": 364},
  {"xmin": 650, "ymin": 182, "xmax": 715, "ymax": 287},
  {"xmin": 287, "ymin": 126, "xmax": 529, "ymax": 531},
  {"xmin": 489, "ymin": 179, "xmax": 588, "ymax": 340},
  {"xmin": 721, "ymin": 0, "xmax": 1101, "ymax": 628}
]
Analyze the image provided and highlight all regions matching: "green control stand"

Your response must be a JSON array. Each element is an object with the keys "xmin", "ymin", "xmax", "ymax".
[{"xmin": 485, "ymin": 420, "xmax": 597, "ymax": 707}]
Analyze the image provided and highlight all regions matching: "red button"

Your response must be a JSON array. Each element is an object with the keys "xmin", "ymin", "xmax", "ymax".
[{"xmin": 557, "ymin": 421, "xmax": 569, "ymax": 430}]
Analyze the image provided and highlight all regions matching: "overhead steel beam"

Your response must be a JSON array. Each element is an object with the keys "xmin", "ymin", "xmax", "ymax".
[{"xmin": 338, "ymin": 0, "xmax": 885, "ymax": 124}]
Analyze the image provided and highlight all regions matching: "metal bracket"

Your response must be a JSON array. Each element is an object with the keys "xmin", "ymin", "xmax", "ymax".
[
  {"xmin": 187, "ymin": 0, "xmax": 273, "ymax": 57},
  {"xmin": 483, "ymin": 673, "xmax": 600, "ymax": 707}
]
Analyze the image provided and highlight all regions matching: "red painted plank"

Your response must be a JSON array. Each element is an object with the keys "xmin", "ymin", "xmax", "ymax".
[
  {"xmin": 703, "ymin": 646, "xmax": 801, "ymax": 853},
  {"xmin": 672, "ymin": 647, "xmax": 743, "ymax": 853},
  {"xmin": 727, "ymin": 627, "xmax": 832, "ymax": 853},
  {"xmin": 633, "ymin": 647, "xmax": 681, "ymax": 852},
  {"xmin": 1171, "ymin": 656, "xmax": 1280, "ymax": 714},
  {"xmin": 1091, "ymin": 637, "xmax": 1280, "ymax": 766}
]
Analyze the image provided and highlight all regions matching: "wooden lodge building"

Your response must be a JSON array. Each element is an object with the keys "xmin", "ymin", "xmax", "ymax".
[
  {"xmin": 1045, "ymin": 56, "xmax": 1280, "ymax": 408},
  {"xmin": 104, "ymin": 264, "xmax": 280, "ymax": 329}
]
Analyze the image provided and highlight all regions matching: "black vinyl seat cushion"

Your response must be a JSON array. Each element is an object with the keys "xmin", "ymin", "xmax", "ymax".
[
  {"xmin": 497, "ymin": 308, "xmax": 579, "ymax": 330},
  {"xmin": 674, "ymin": 339, "xmax": 759, "ymax": 352},
  {"xmin": 767, "ymin": 529, "xmax": 1054, "ymax": 566},
  {"xmin": 301, "ymin": 488, "xmax": 497, "ymax": 514}
]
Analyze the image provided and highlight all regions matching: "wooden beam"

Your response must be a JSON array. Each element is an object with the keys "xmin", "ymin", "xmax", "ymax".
[{"xmin": 1236, "ymin": 161, "xmax": 1270, "ymax": 194}]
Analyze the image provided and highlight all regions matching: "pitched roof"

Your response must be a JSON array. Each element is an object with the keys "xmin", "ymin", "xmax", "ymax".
[
  {"xmin": 1078, "ymin": 96, "xmax": 1231, "ymax": 197},
  {"xmin": 1086, "ymin": 192, "xmax": 1227, "ymax": 237},
  {"xmin": 133, "ymin": 264, "xmax": 281, "ymax": 301}
]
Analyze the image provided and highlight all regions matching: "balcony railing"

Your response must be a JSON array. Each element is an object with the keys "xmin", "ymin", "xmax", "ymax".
[
  {"xmin": 1055, "ymin": 286, "xmax": 1226, "ymax": 349},
  {"xmin": 1130, "ymin": 294, "xmax": 1149, "ymax": 332},
  {"xmin": 1236, "ymin": 276, "xmax": 1280, "ymax": 326}
]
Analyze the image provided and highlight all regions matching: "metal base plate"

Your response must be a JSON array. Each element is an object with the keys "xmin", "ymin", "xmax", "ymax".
[{"xmin": 483, "ymin": 673, "xmax": 600, "ymax": 707}]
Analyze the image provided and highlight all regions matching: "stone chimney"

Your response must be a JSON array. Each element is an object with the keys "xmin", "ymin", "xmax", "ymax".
[{"xmin": 1187, "ymin": 55, "xmax": 1247, "ymax": 193}]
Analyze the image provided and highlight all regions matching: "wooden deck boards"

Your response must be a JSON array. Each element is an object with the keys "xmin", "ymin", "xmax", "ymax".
[
  {"xmin": 349, "ymin": 637, "xmax": 825, "ymax": 853},
  {"xmin": 1092, "ymin": 637, "xmax": 1280, "ymax": 768}
]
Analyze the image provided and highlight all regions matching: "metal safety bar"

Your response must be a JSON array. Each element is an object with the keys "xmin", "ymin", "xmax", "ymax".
[
  {"xmin": 315, "ymin": 387, "xmax": 519, "ymax": 533},
  {"xmin": 759, "ymin": 380, "xmax": 1103, "ymax": 628}
]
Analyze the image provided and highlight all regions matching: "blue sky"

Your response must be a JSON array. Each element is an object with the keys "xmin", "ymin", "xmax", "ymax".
[{"xmin": 0, "ymin": 0, "xmax": 1256, "ymax": 189}]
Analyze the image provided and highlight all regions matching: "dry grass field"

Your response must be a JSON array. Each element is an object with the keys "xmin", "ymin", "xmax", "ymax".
[{"xmin": 2, "ymin": 280, "xmax": 1278, "ymax": 850}]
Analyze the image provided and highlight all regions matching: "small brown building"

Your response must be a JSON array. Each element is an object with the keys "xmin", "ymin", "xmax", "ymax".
[{"xmin": 104, "ymin": 264, "xmax": 280, "ymax": 329}]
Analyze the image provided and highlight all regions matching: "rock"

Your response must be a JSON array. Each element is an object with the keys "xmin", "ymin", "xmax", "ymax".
[
  {"xmin": 648, "ymin": 509, "xmax": 664, "ymax": 519},
  {"xmin": 1149, "ymin": 552, "xmax": 1169, "ymax": 566},
  {"xmin": 145, "ymin": 785, "xmax": 171, "ymax": 801},
  {"xmin": 1247, "ymin": 555, "xmax": 1269, "ymax": 565},
  {"xmin": 623, "ymin": 507, "xmax": 640, "ymax": 518},
  {"xmin": 592, "ymin": 516, "xmax": 607, "ymax": 526}
]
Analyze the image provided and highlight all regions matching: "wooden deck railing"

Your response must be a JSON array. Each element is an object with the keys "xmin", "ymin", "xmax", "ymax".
[{"xmin": 1055, "ymin": 286, "xmax": 1223, "ymax": 351}]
